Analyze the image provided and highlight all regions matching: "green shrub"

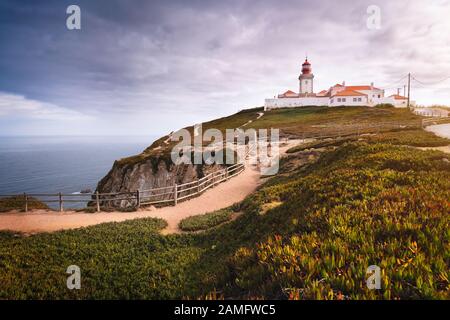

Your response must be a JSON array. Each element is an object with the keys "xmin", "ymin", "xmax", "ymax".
[
  {"xmin": 286, "ymin": 129, "xmax": 450, "ymax": 153},
  {"xmin": 179, "ymin": 209, "xmax": 233, "ymax": 232},
  {"xmin": 224, "ymin": 143, "xmax": 450, "ymax": 299},
  {"xmin": 0, "ymin": 106, "xmax": 448, "ymax": 300},
  {"xmin": 374, "ymin": 103, "xmax": 395, "ymax": 108},
  {"xmin": 367, "ymin": 129, "xmax": 450, "ymax": 147}
]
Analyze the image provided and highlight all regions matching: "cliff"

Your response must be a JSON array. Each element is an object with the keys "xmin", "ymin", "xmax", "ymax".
[
  {"xmin": 93, "ymin": 109, "xmax": 262, "ymax": 208},
  {"xmin": 95, "ymin": 151, "xmax": 226, "ymax": 208}
]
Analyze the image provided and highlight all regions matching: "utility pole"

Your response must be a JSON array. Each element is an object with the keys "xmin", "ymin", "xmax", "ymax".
[{"xmin": 407, "ymin": 73, "xmax": 411, "ymax": 108}]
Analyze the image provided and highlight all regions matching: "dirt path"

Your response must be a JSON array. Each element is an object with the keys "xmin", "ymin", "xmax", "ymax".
[
  {"xmin": 0, "ymin": 164, "xmax": 260, "ymax": 235},
  {"xmin": 0, "ymin": 140, "xmax": 301, "ymax": 235},
  {"xmin": 417, "ymin": 145, "xmax": 450, "ymax": 154}
]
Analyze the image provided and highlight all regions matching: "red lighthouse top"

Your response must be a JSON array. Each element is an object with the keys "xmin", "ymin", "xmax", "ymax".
[{"xmin": 301, "ymin": 57, "xmax": 312, "ymax": 74}]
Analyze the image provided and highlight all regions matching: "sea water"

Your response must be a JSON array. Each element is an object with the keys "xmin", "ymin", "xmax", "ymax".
[{"xmin": 0, "ymin": 136, "xmax": 155, "ymax": 206}]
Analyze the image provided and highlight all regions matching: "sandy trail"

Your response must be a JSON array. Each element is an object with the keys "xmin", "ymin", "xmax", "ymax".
[
  {"xmin": 0, "ymin": 140, "xmax": 301, "ymax": 235},
  {"xmin": 418, "ymin": 145, "xmax": 450, "ymax": 154},
  {"xmin": 0, "ymin": 165, "xmax": 260, "ymax": 235}
]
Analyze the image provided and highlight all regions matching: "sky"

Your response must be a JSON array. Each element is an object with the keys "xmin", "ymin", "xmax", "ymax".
[{"xmin": 1, "ymin": 0, "xmax": 450, "ymax": 136}]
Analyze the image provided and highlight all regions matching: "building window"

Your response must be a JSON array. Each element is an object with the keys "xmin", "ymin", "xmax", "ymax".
[
  {"xmin": 353, "ymin": 98, "xmax": 357, "ymax": 102},
  {"xmin": 358, "ymin": 97, "xmax": 362, "ymax": 102},
  {"xmin": 378, "ymin": 94, "xmax": 381, "ymax": 98},
  {"xmin": 342, "ymin": 98, "xmax": 346, "ymax": 102},
  {"xmin": 337, "ymin": 98, "xmax": 341, "ymax": 102},
  {"xmin": 331, "ymin": 99, "xmax": 333, "ymax": 103}
]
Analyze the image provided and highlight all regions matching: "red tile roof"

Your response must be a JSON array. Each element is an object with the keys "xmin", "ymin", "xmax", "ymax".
[
  {"xmin": 346, "ymin": 85, "xmax": 381, "ymax": 91},
  {"xmin": 332, "ymin": 89, "xmax": 367, "ymax": 97},
  {"xmin": 390, "ymin": 94, "xmax": 408, "ymax": 100}
]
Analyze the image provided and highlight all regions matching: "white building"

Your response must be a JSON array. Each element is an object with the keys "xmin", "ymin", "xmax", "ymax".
[{"xmin": 265, "ymin": 58, "xmax": 410, "ymax": 110}]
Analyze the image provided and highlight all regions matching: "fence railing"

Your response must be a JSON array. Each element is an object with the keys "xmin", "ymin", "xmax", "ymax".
[
  {"xmin": 290, "ymin": 121, "xmax": 423, "ymax": 140},
  {"xmin": 421, "ymin": 117, "xmax": 450, "ymax": 127},
  {"xmin": 0, "ymin": 163, "xmax": 246, "ymax": 213},
  {"xmin": 138, "ymin": 162, "xmax": 245, "ymax": 206}
]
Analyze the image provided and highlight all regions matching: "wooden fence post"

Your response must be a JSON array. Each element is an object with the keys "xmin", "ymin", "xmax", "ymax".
[
  {"xmin": 24, "ymin": 193, "xmax": 28, "ymax": 212},
  {"xmin": 136, "ymin": 190, "xmax": 140, "ymax": 209},
  {"xmin": 174, "ymin": 184, "xmax": 178, "ymax": 206},
  {"xmin": 59, "ymin": 192, "xmax": 63, "ymax": 212},
  {"xmin": 96, "ymin": 191, "xmax": 100, "ymax": 212}
]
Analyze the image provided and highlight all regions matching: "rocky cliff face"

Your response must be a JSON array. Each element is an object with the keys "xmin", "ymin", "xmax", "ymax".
[{"xmin": 95, "ymin": 153, "xmax": 225, "ymax": 208}]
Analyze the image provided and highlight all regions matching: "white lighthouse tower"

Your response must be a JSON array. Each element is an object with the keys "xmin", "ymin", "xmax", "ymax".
[{"xmin": 298, "ymin": 57, "xmax": 314, "ymax": 95}]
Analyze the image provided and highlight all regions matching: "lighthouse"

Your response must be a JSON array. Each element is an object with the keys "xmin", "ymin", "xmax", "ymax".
[{"xmin": 299, "ymin": 58, "xmax": 314, "ymax": 95}]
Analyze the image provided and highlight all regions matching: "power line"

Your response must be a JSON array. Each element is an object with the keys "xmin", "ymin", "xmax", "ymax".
[
  {"xmin": 411, "ymin": 75, "xmax": 450, "ymax": 86},
  {"xmin": 379, "ymin": 74, "xmax": 409, "ymax": 90}
]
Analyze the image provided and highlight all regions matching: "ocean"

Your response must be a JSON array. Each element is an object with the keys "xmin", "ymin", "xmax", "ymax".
[{"xmin": 0, "ymin": 136, "xmax": 156, "ymax": 197}]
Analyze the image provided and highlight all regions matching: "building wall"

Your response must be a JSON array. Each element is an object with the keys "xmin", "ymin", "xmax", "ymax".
[
  {"xmin": 299, "ymin": 78, "xmax": 313, "ymax": 94},
  {"xmin": 329, "ymin": 95, "xmax": 368, "ymax": 107},
  {"xmin": 375, "ymin": 97, "xmax": 408, "ymax": 108},
  {"xmin": 356, "ymin": 89, "xmax": 384, "ymax": 104},
  {"xmin": 264, "ymin": 97, "xmax": 329, "ymax": 110},
  {"xmin": 299, "ymin": 74, "xmax": 314, "ymax": 94}
]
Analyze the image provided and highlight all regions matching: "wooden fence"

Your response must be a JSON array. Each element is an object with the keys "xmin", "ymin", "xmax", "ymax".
[
  {"xmin": 0, "ymin": 162, "xmax": 245, "ymax": 213},
  {"xmin": 421, "ymin": 117, "xmax": 450, "ymax": 127},
  {"xmin": 291, "ymin": 120, "xmax": 423, "ymax": 140}
]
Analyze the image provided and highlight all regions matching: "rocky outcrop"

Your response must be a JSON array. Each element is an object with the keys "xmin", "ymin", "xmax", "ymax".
[{"xmin": 95, "ymin": 153, "xmax": 225, "ymax": 208}]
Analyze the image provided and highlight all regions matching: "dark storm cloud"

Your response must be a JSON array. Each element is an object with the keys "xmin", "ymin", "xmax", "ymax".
[{"xmin": 1, "ymin": 0, "xmax": 450, "ymax": 135}]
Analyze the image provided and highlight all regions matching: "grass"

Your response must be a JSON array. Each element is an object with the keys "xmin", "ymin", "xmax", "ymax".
[
  {"xmin": 287, "ymin": 128, "xmax": 450, "ymax": 153},
  {"xmin": 179, "ymin": 209, "xmax": 233, "ymax": 232},
  {"xmin": 114, "ymin": 105, "xmax": 424, "ymax": 167},
  {"xmin": 249, "ymin": 105, "xmax": 423, "ymax": 136},
  {"xmin": 0, "ymin": 106, "xmax": 448, "ymax": 299},
  {"xmin": 1, "ymin": 139, "xmax": 448, "ymax": 299},
  {"xmin": 225, "ymin": 143, "xmax": 450, "ymax": 299},
  {"xmin": 0, "ymin": 196, "xmax": 49, "ymax": 212}
]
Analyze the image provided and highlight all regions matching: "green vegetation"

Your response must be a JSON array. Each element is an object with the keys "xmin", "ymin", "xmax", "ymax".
[
  {"xmin": 116, "ymin": 105, "xmax": 424, "ymax": 167},
  {"xmin": 0, "ymin": 106, "xmax": 449, "ymax": 299},
  {"xmin": 287, "ymin": 129, "xmax": 450, "ymax": 153},
  {"xmin": 0, "ymin": 196, "xmax": 49, "ymax": 212},
  {"xmin": 250, "ymin": 105, "xmax": 423, "ymax": 136},
  {"xmin": 179, "ymin": 209, "xmax": 233, "ymax": 232},
  {"xmin": 0, "ymin": 218, "xmax": 171, "ymax": 299},
  {"xmin": 367, "ymin": 128, "xmax": 450, "ymax": 147},
  {"xmin": 226, "ymin": 143, "xmax": 450, "ymax": 299}
]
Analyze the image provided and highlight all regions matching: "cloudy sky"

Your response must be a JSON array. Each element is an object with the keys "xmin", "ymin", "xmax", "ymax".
[{"xmin": 1, "ymin": 0, "xmax": 450, "ymax": 136}]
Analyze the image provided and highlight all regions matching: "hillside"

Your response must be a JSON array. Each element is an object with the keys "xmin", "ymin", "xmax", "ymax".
[
  {"xmin": 0, "ymin": 105, "xmax": 449, "ymax": 299},
  {"xmin": 94, "ymin": 105, "xmax": 426, "ymax": 202}
]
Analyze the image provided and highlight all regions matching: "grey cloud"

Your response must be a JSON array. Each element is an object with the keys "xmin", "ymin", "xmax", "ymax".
[{"xmin": 1, "ymin": 0, "xmax": 450, "ymax": 135}]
